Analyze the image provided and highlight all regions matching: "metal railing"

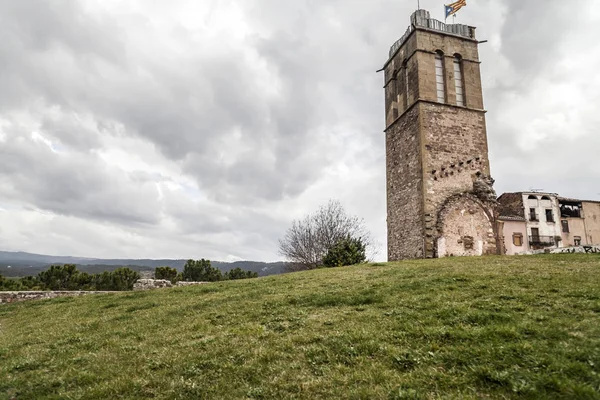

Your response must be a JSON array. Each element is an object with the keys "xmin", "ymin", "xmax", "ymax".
[
  {"xmin": 389, "ymin": 10, "xmax": 476, "ymax": 59},
  {"xmin": 529, "ymin": 236, "xmax": 556, "ymax": 247}
]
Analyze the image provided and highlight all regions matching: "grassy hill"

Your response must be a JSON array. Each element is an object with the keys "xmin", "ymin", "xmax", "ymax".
[{"xmin": 1, "ymin": 254, "xmax": 599, "ymax": 399}]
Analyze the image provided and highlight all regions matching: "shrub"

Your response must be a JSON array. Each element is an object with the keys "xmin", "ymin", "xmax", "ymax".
[
  {"xmin": 38, "ymin": 264, "xmax": 80, "ymax": 290},
  {"xmin": 322, "ymin": 236, "xmax": 367, "ymax": 268},
  {"xmin": 0, "ymin": 274, "xmax": 23, "ymax": 291},
  {"xmin": 155, "ymin": 266, "xmax": 179, "ymax": 283},
  {"xmin": 224, "ymin": 268, "xmax": 258, "ymax": 280},
  {"xmin": 94, "ymin": 268, "xmax": 140, "ymax": 291},
  {"xmin": 182, "ymin": 259, "xmax": 223, "ymax": 282}
]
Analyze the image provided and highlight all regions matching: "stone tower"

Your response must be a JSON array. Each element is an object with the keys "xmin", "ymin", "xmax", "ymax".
[{"xmin": 383, "ymin": 9, "xmax": 498, "ymax": 260}]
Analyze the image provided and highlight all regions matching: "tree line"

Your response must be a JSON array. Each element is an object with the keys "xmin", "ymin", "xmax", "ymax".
[
  {"xmin": 0, "ymin": 259, "xmax": 258, "ymax": 291},
  {"xmin": 155, "ymin": 259, "xmax": 258, "ymax": 283},
  {"xmin": 0, "ymin": 265, "xmax": 141, "ymax": 291}
]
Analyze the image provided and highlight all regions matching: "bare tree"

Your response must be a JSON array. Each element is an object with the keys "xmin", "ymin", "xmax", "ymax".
[{"xmin": 278, "ymin": 200, "xmax": 373, "ymax": 271}]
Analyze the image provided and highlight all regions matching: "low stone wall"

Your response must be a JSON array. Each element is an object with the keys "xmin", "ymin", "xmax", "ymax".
[
  {"xmin": 133, "ymin": 279, "xmax": 208, "ymax": 291},
  {"xmin": 175, "ymin": 281, "xmax": 209, "ymax": 287},
  {"xmin": 133, "ymin": 279, "xmax": 173, "ymax": 291},
  {"xmin": 0, "ymin": 291, "xmax": 116, "ymax": 305}
]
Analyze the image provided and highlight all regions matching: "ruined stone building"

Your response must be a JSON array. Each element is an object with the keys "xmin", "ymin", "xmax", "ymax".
[
  {"xmin": 497, "ymin": 193, "xmax": 600, "ymax": 254},
  {"xmin": 382, "ymin": 10, "xmax": 498, "ymax": 260}
]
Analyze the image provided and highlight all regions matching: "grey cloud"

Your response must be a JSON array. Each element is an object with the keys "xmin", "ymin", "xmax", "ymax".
[
  {"xmin": 0, "ymin": 131, "xmax": 161, "ymax": 225},
  {"xmin": 0, "ymin": 0, "xmax": 598, "ymax": 260}
]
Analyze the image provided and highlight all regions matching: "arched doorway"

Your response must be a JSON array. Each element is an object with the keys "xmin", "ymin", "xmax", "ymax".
[{"xmin": 436, "ymin": 194, "xmax": 496, "ymax": 258}]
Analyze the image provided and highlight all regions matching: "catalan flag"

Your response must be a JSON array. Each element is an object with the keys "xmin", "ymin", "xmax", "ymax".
[{"xmin": 445, "ymin": 0, "xmax": 466, "ymax": 20}]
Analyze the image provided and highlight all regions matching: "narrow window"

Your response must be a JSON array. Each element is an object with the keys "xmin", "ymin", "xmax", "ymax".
[
  {"xmin": 530, "ymin": 208, "xmax": 537, "ymax": 221},
  {"xmin": 561, "ymin": 220, "xmax": 570, "ymax": 233},
  {"xmin": 531, "ymin": 228, "xmax": 540, "ymax": 240},
  {"xmin": 574, "ymin": 236, "xmax": 582, "ymax": 246},
  {"xmin": 513, "ymin": 233, "xmax": 523, "ymax": 247},
  {"xmin": 403, "ymin": 60, "xmax": 410, "ymax": 108},
  {"xmin": 435, "ymin": 51, "xmax": 445, "ymax": 103},
  {"xmin": 453, "ymin": 55, "xmax": 464, "ymax": 106},
  {"xmin": 545, "ymin": 209, "xmax": 554, "ymax": 222}
]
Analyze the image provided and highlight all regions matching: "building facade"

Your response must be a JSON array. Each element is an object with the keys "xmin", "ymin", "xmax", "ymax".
[
  {"xmin": 559, "ymin": 198, "xmax": 600, "ymax": 246},
  {"xmin": 496, "ymin": 192, "xmax": 600, "ymax": 252},
  {"xmin": 383, "ymin": 9, "xmax": 498, "ymax": 260},
  {"xmin": 497, "ymin": 216, "xmax": 528, "ymax": 255}
]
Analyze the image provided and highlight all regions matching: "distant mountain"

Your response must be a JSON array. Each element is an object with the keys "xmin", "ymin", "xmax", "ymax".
[{"xmin": 0, "ymin": 251, "xmax": 289, "ymax": 278}]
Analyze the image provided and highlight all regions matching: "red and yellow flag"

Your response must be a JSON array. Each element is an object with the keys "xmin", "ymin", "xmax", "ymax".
[{"xmin": 445, "ymin": 0, "xmax": 466, "ymax": 19}]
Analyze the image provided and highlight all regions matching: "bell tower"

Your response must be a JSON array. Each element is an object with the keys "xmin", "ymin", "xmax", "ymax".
[{"xmin": 383, "ymin": 9, "xmax": 499, "ymax": 260}]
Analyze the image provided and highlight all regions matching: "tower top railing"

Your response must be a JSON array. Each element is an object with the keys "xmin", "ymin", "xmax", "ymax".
[{"xmin": 389, "ymin": 9, "xmax": 476, "ymax": 59}]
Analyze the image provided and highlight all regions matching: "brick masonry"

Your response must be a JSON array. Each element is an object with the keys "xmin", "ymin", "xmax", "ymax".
[{"xmin": 384, "ymin": 11, "xmax": 499, "ymax": 260}]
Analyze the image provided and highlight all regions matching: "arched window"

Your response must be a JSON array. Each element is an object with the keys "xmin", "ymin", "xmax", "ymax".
[
  {"xmin": 528, "ymin": 195, "xmax": 538, "ymax": 200},
  {"xmin": 541, "ymin": 196, "xmax": 551, "ymax": 201},
  {"xmin": 453, "ymin": 54, "xmax": 464, "ymax": 106},
  {"xmin": 435, "ymin": 51, "xmax": 445, "ymax": 103}
]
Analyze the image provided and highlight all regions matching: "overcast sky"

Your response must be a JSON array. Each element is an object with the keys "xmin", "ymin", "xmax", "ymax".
[{"xmin": 0, "ymin": 0, "xmax": 598, "ymax": 262}]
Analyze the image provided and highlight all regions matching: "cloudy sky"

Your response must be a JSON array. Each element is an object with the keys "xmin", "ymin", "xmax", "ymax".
[{"xmin": 0, "ymin": 0, "xmax": 598, "ymax": 262}]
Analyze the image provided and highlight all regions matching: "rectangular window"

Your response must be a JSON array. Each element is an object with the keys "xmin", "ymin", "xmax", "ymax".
[
  {"xmin": 513, "ymin": 233, "xmax": 523, "ymax": 247},
  {"xmin": 531, "ymin": 228, "xmax": 540, "ymax": 239},
  {"xmin": 545, "ymin": 209, "xmax": 554, "ymax": 222},
  {"xmin": 453, "ymin": 59, "xmax": 464, "ymax": 106},
  {"xmin": 530, "ymin": 208, "xmax": 537, "ymax": 221},
  {"xmin": 574, "ymin": 236, "xmax": 582, "ymax": 246},
  {"xmin": 561, "ymin": 220, "xmax": 570, "ymax": 233},
  {"xmin": 435, "ymin": 54, "xmax": 445, "ymax": 103}
]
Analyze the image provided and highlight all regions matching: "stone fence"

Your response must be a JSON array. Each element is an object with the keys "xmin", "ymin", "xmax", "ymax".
[
  {"xmin": 0, "ymin": 291, "xmax": 117, "ymax": 305},
  {"xmin": 1, "ymin": 280, "xmax": 210, "ymax": 304}
]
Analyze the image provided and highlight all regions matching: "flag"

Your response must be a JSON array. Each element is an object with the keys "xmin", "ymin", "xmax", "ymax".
[{"xmin": 445, "ymin": 0, "xmax": 466, "ymax": 20}]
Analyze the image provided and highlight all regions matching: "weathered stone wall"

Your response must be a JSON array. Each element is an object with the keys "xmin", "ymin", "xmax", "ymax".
[
  {"xmin": 384, "ymin": 12, "xmax": 496, "ymax": 260},
  {"xmin": 133, "ymin": 279, "xmax": 173, "ymax": 291},
  {"xmin": 0, "ymin": 291, "xmax": 115, "ymax": 304},
  {"xmin": 386, "ymin": 106, "xmax": 424, "ymax": 260},
  {"xmin": 384, "ymin": 28, "xmax": 483, "ymax": 125},
  {"xmin": 498, "ymin": 193, "xmax": 525, "ymax": 218},
  {"xmin": 415, "ymin": 30, "xmax": 482, "ymax": 109},
  {"xmin": 436, "ymin": 195, "xmax": 496, "ymax": 257},
  {"xmin": 419, "ymin": 102, "xmax": 494, "ymax": 257},
  {"xmin": 384, "ymin": 33, "xmax": 419, "ymax": 126}
]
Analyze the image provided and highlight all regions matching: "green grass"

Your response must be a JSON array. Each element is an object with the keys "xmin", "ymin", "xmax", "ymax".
[{"xmin": 1, "ymin": 254, "xmax": 599, "ymax": 399}]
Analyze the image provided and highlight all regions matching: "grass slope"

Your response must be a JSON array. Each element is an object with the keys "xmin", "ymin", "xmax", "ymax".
[{"xmin": 1, "ymin": 255, "xmax": 599, "ymax": 399}]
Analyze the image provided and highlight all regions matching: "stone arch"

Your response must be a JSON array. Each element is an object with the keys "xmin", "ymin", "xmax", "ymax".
[{"xmin": 435, "ymin": 193, "xmax": 496, "ymax": 258}]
